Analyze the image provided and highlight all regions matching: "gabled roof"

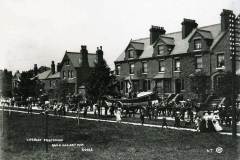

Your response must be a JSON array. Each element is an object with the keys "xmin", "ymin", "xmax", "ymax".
[
  {"xmin": 64, "ymin": 52, "xmax": 97, "ymax": 68},
  {"xmin": 35, "ymin": 70, "xmax": 52, "ymax": 80},
  {"xmin": 115, "ymin": 23, "xmax": 222, "ymax": 62},
  {"xmin": 154, "ymin": 36, "xmax": 175, "ymax": 46},
  {"xmin": 197, "ymin": 30, "xmax": 213, "ymax": 39},
  {"xmin": 160, "ymin": 36, "xmax": 175, "ymax": 45},
  {"xmin": 130, "ymin": 41, "xmax": 144, "ymax": 50},
  {"xmin": 210, "ymin": 31, "xmax": 227, "ymax": 50},
  {"xmin": 189, "ymin": 29, "xmax": 213, "ymax": 41}
]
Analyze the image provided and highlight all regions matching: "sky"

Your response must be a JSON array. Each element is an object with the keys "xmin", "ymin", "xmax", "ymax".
[{"xmin": 0, "ymin": 0, "xmax": 239, "ymax": 73}]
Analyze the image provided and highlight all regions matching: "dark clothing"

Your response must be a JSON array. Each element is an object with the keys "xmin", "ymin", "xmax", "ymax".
[
  {"xmin": 83, "ymin": 107, "xmax": 88, "ymax": 118},
  {"xmin": 140, "ymin": 114, "xmax": 145, "ymax": 125},
  {"xmin": 174, "ymin": 116, "xmax": 180, "ymax": 127},
  {"xmin": 162, "ymin": 117, "xmax": 168, "ymax": 128}
]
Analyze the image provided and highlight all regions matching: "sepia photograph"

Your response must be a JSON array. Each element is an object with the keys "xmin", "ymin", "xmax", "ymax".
[{"xmin": 0, "ymin": 0, "xmax": 240, "ymax": 159}]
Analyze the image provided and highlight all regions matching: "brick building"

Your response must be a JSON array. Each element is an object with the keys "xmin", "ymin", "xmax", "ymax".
[
  {"xmin": 33, "ymin": 62, "xmax": 60, "ymax": 92},
  {"xmin": 114, "ymin": 9, "xmax": 240, "ymax": 100},
  {"xmin": 59, "ymin": 45, "xmax": 104, "ymax": 94},
  {"xmin": 33, "ymin": 45, "xmax": 104, "ymax": 99}
]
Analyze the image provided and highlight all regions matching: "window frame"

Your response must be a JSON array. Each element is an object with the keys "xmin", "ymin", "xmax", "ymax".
[
  {"xmin": 158, "ymin": 60, "xmax": 165, "ymax": 72},
  {"xmin": 128, "ymin": 49, "xmax": 134, "ymax": 59},
  {"xmin": 63, "ymin": 71, "xmax": 66, "ymax": 79},
  {"xmin": 158, "ymin": 45, "xmax": 165, "ymax": 55},
  {"xmin": 142, "ymin": 61, "xmax": 148, "ymax": 74},
  {"xmin": 217, "ymin": 53, "xmax": 225, "ymax": 68},
  {"xmin": 116, "ymin": 65, "xmax": 121, "ymax": 75},
  {"xmin": 174, "ymin": 58, "xmax": 181, "ymax": 71},
  {"xmin": 129, "ymin": 63, "xmax": 135, "ymax": 75},
  {"xmin": 193, "ymin": 38, "xmax": 202, "ymax": 51},
  {"xmin": 65, "ymin": 59, "xmax": 70, "ymax": 65},
  {"xmin": 195, "ymin": 55, "xmax": 203, "ymax": 69}
]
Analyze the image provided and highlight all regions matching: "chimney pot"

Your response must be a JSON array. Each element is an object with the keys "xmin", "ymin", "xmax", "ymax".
[
  {"xmin": 149, "ymin": 25, "xmax": 166, "ymax": 44},
  {"xmin": 181, "ymin": 18, "xmax": 198, "ymax": 39},
  {"xmin": 81, "ymin": 45, "xmax": 87, "ymax": 50},
  {"xmin": 81, "ymin": 45, "xmax": 89, "ymax": 67},
  {"xmin": 51, "ymin": 61, "xmax": 55, "ymax": 74}
]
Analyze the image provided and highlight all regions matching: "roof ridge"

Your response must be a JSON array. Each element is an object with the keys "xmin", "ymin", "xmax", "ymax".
[
  {"xmin": 198, "ymin": 23, "xmax": 220, "ymax": 29},
  {"xmin": 133, "ymin": 23, "xmax": 221, "ymax": 40},
  {"xmin": 132, "ymin": 37, "xmax": 149, "ymax": 41},
  {"xmin": 66, "ymin": 52, "xmax": 80, "ymax": 54},
  {"xmin": 197, "ymin": 29, "xmax": 211, "ymax": 32},
  {"xmin": 131, "ymin": 41, "xmax": 144, "ymax": 44},
  {"xmin": 160, "ymin": 35, "xmax": 174, "ymax": 39}
]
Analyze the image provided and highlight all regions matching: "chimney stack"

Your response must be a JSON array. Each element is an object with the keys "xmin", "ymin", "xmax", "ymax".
[
  {"xmin": 80, "ymin": 45, "xmax": 89, "ymax": 67},
  {"xmin": 221, "ymin": 9, "xmax": 234, "ymax": 31},
  {"xmin": 149, "ymin": 26, "xmax": 166, "ymax": 45},
  {"xmin": 57, "ymin": 63, "xmax": 61, "ymax": 72},
  {"xmin": 181, "ymin": 18, "xmax": 198, "ymax": 39},
  {"xmin": 96, "ymin": 46, "xmax": 104, "ymax": 65},
  {"xmin": 51, "ymin": 61, "xmax": 55, "ymax": 74},
  {"xmin": 34, "ymin": 64, "xmax": 38, "ymax": 76}
]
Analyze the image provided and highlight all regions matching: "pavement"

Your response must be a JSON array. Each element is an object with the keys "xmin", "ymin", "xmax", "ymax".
[{"xmin": 1, "ymin": 106, "xmax": 240, "ymax": 137}]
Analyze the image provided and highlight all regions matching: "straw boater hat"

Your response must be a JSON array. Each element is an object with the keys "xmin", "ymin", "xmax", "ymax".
[{"xmin": 214, "ymin": 110, "xmax": 219, "ymax": 114}]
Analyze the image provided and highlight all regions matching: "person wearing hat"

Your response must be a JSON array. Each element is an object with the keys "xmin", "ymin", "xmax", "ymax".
[
  {"xmin": 115, "ymin": 108, "xmax": 122, "ymax": 123},
  {"xmin": 140, "ymin": 110, "xmax": 145, "ymax": 125}
]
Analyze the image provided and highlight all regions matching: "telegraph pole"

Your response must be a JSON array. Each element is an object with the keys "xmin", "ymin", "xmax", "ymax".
[
  {"xmin": 229, "ymin": 12, "xmax": 240, "ymax": 138},
  {"xmin": 45, "ymin": 109, "xmax": 48, "ymax": 152}
]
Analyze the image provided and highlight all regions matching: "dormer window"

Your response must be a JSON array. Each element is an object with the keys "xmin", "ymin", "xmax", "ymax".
[
  {"xmin": 194, "ymin": 39, "xmax": 202, "ymax": 50},
  {"xmin": 65, "ymin": 59, "xmax": 70, "ymax": 65},
  {"xmin": 128, "ymin": 50, "xmax": 134, "ymax": 58},
  {"xmin": 158, "ymin": 45, "xmax": 164, "ymax": 55}
]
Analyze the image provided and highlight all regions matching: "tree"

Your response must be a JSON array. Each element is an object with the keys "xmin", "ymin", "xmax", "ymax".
[
  {"xmin": 189, "ymin": 70, "xmax": 210, "ymax": 102},
  {"xmin": 86, "ymin": 61, "xmax": 118, "ymax": 103},
  {"xmin": 0, "ymin": 69, "xmax": 13, "ymax": 97},
  {"xmin": 54, "ymin": 79, "xmax": 70, "ymax": 103},
  {"xmin": 214, "ymin": 72, "xmax": 238, "ymax": 99},
  {"xmin": 15, "ymin": 70, "xmax": 44, "ymax": 99}
]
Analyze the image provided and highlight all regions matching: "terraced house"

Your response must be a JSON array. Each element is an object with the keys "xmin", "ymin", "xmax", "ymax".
[{"xmin": 114, "ymin": 9, "xmax": 240, "ymax": 100}]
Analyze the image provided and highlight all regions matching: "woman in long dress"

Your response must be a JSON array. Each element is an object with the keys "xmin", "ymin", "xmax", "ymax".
[{"xmin": 116, "ymin": 108, "xmax": 122, "ymax": 123}]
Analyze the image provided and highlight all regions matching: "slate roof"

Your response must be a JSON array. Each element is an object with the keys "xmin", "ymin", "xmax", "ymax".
[
  {"xmin": 115, "ymin": 23, "xmax": 222, "ymax": 62},
  {"xmin": 197, "ymin": 29, "xmax": 213, "ymax": 39},
  {"xmin": 35, "ymin": 70, "xmax": 52, "ymax": 80},
  {"xmin": 159, "ymin": 36, "xmax": 175, "ymax": 45},
  {"xmin": 65, "ymin": 52, "xmax": 97, "ymax": 68},
  {"xmin": 130, "ymin": 42, "xmax": 144, "ymax": 50},
  {"xmin": 47, "ymin": 72, "xmax": 60, "ymax": 79}
]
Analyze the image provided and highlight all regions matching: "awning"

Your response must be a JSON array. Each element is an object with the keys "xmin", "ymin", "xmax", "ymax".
[{"xmin": 137, "ymin": 91, "xmax": 153, "ymax": 97}]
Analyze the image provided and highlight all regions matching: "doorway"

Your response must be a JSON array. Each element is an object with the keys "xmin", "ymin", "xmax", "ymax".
[{"xmin": 175, "ymin": 79, "xmax": 181, "ymax": 93}]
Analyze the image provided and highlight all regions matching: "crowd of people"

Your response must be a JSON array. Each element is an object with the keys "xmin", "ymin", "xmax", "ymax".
[{"xmin": 1, "ymin": 95, "xmax": 240, "ymax": 133}]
